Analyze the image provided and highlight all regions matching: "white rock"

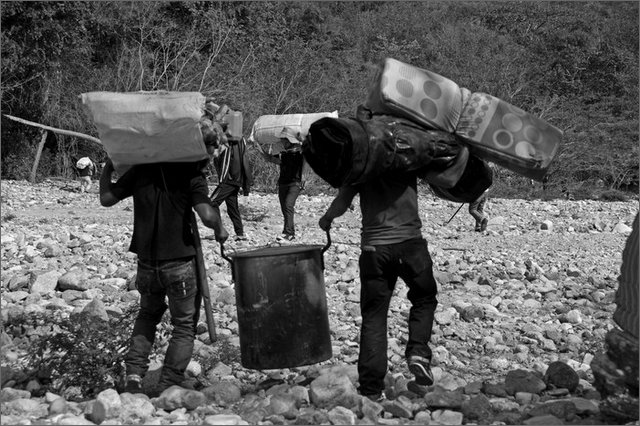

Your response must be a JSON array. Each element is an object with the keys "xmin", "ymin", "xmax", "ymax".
[{"xmin": 613, "ymin": 222, "xmax": 632, "ymax": 234}]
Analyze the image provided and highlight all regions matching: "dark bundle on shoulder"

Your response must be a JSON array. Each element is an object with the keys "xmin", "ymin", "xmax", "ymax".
[
  {"xmin": 302, "ymin": 107, "xmax": 492, "ymax": 202},
  {"xmin": 303, "ymin": 112, "xmax": 460, "ymax": 187}
]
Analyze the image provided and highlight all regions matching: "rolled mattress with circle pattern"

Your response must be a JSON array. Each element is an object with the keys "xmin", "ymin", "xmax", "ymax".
[
  {"xmin": 364, "ymin": 58, "xmax": 562, "ymax": 181},
  {"xmin": 455, "ymin": 93, "xmax": 562, "ymax": 181}
]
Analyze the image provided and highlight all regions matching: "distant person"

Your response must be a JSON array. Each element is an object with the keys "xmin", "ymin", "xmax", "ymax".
[
  {"xmin": 99, "ymin": 133, "xmax": 228, "ymax": 396},
  {"xmin": 76, "ymin": 157, "xmax": 95, "ymax": 193},
  {"xmin": 542, "ymin": 174, "xmax": 549, "ymax": 192},
  {"xmin": 319, "ymin": 171, "xmax": 438, "ymax": 401},
  {"xmin": 254, "ymin": 126, "xmax": 305, "ymax": 242},
  {"xmin": 209, "ymin": 136, "xmax": 252, "ymax": 241},
  {"xmin": 469, "ymin": 189, "xmax": 489, "ymax": 232}
]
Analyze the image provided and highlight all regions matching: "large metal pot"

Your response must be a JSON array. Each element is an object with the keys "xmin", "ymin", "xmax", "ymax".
[{"xmin": 220, "ymin": 232, "xmax": 332, "ymax": 369}]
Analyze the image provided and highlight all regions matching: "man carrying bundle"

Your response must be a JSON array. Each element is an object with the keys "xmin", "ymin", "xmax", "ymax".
[
  {"xmin": 99, "ymin": 138, "xmax": 228, "ymax": 396},
  {"xmin": 318, "ymin": 171, "xmax": 438, "ymax": 401},
  {"xmin": 254, "ymin": 126, "xmax": 306, "ymax": 242},
  {"xmin": 209, "ymin": 134, "xmax": 252, "ymax": 242},
  {"xmin": 76, "ymin": 157, "xmax": 95, "ymax": 193}
]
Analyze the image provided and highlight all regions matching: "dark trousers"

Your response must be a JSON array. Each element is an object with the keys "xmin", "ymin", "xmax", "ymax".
[
  {"xmin": 210, "ymin": 183, "xmax": 244, "ymax": 236},
  {"xmin": 278, "ymin": 182, "xmax": 301, "ymax": 236},
  {"xmin": 357, "ymin": 238, "xmax": 438, "ymax": 396},
  {"xmin": 125, "ymin": 257, "xmax": 200, "ymax": 386}
]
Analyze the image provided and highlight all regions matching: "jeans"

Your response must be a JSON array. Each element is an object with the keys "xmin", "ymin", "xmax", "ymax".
[
  {"xmin": 357, "ymin": 238, "xmax": 438, "ymax": 395},
  {"xmin": 210, "ymin": 183, "xmax": 244, "ymax": 236},
  {"xmin": 78, "ymin": 176, "xmax": 92, "ymax": 192},
  {"xmin": 125, "ymin": 257, "xmax": 200, "ymax": 386},
  {"xmin": 469, "ymin": 194, "xmax": 487, "ymax": 230},
  {"xmin": 278, "ymin": 182, "xmax": 301, "ymax": 236}
]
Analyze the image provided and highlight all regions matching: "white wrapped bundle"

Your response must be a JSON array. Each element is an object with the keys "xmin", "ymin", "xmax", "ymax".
[
  {"xmin": 76, "ymin": 157, "xmax": 92, "ymax": 169},
  {"xmin": 249, "ymin": 111, "xmax": 339, "ymax": 153},
  {"xmin": 81, "ymin": 91, "xmax": 209, "ymax": 174}
]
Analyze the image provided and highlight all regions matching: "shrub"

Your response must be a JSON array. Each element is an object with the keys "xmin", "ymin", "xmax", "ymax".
[
  {"xmin": 6, "ymin": 304, "xmax": 140, "ymax": 401},
  {"xmin": 192, "ymin": 334, "xmax": 241, "ymax": 377},
  {"xmin": 599, "ymin": 189, "xmax": 629, "ymax": 202}
]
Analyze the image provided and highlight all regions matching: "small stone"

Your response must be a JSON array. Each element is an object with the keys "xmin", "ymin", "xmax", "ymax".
[
  {"xmin": 49, "ymin": 397, "xmax": 68, "ymax": 415},
  {"xmin": 523, "ymin": 414, "xmax": 563, "ymax": 425},
  {"xmin": 202, "ymin": 381, "xmax": 242, "ymax": 406},
  {"xmin": 431, "ymin": 409, "xmax": 464, "ymax": 425},
  {"xmin": 327, "ymin": 405, "xmax": 357, "ymax": 424},
  {"xmin": 203, "ymin": 414, "xmax": 248, "ymax": 425},
  {"xmin": 504, "ymin": 369, "xmax": 547, "ymax": 396},
  {"xmin": 544, "ymin": 361, "xmax": 580, "ymax": 392},
  {"xmin": 564, "ymin": 309, "xmax": 582, "ymax": 324}
]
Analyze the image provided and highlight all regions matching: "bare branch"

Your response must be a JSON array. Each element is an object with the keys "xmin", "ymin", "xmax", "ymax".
[{"xmin": 3, "ymin": 114, "xmax": 102, "ymax": 146}]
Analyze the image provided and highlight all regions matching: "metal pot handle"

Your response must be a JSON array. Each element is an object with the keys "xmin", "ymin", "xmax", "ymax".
[
  {"xmin": 220, "ymin": 242, "xmax": 233, "ymax": 265},
  {"xmin": 219, "ymin": 242, "xmax": 235, "ymax": 281},
  {"xmin": 322, "ymin": 229, "xmax": 332, "ymax": 254}
]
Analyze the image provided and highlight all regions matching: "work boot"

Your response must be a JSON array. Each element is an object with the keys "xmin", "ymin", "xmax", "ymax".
[
  {"xmin": 122, "ymin": 374, "xmax": 143, "ymax": 394},
  {"xmin": 408, "ymin": 355, "xmax": 434, "ymax": 386},
  {"xmin": 362, "ymin": 392, "xmax": 386, "ymax": 403},
  {"xmin": 480, "ymin": 217, "xmax": 488, "ymax": 232}
]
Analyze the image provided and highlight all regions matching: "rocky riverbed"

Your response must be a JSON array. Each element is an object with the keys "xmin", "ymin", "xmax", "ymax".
[{"xmin": 1, "ymin": 178, "xmax": 638, "ymax": 425}]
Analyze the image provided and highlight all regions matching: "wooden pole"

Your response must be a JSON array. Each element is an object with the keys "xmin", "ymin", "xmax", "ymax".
[
  {"xmin": 3, "ymin": 113, "xmax": 102, "ymax": 145},
  {"xmin": 30, "ymin": 130, "xmax": 48, "ymax": 183},
  {"xmin": 191, "ymin": 212, "xmax": 217, "ymax": 343}
]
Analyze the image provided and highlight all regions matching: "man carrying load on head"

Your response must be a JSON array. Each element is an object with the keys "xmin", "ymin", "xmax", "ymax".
[
  {"xmin": 99, "ymin": 131, "xmax": 228, "ymax": 396},
  {"xmin": 76, "ymin": 157, "xmax": 95, "ymax": 193},
  {"xmin": 318, "ymin": 171, "xmax": 438, "ymax": 401},
  {"xmin": 208, "ymin": 129, "xmax": 252, "ymax": 242},
  {"xmin": 254, "ymin": 126, "xmax": 306, "ymax": 242}
]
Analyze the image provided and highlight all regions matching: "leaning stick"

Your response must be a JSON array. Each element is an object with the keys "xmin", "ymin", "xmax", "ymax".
[{"xmin": 3, "ymin": 113, "xmax": 102, "ymax": 145}]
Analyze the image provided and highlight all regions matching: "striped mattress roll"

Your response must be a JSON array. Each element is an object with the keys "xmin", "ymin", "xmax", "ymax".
[{"xmin": 613, "ymin": 212, "xmax": 639, "ymax": 338}]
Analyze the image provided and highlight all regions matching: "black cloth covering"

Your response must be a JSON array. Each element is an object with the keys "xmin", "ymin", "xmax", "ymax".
[
  {"xmin": 303, "ymin": 113, "xmax": 492, "ymax": 202},
  {"xmin": 303, "ymin": 114, "xmax": 461, "ymax": 187}
]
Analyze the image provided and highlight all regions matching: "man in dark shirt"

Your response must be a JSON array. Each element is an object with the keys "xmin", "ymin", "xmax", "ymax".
[
  {"xmin": 209, "ymin": 137, "xmax": 252, "ymax": 241},
  {"xmin": 99, "ymin": 151, "xmax": 228, "ymax": 395},
  {"xmin": 255, "ymin": 127, "xmax": 305, "ymax": 241},
  {"xmin": 319, "ymin": 172, "xmax": 438, "ymax": 401}
]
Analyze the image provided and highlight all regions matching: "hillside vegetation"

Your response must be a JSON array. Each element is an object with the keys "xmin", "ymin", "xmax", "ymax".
[{"xmin": 1, "ymin": 1, "xmax": 638, "ymax": 198}]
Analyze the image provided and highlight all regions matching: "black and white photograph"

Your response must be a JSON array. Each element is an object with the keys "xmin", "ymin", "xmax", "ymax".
[{"xmin": 1, "ymin": 1, "xmax": 638, "ymax": 424}]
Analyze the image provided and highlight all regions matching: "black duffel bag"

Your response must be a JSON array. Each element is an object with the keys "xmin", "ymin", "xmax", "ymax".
[
  {"xmin": 428, "ymin": 153, "xmax": 493, "ymax": 203},
  {"xmin": 303, "ymin": 114, "xmax": 463, "ymax": 188}
]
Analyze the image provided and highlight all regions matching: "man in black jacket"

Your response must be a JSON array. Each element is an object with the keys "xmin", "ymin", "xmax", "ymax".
[
  {"xmin": 255, "ymin": 127, "xmax": 305, "ymax": 241},
  {"xmin": 209, "ymin": 136, "xmax": 252, "ymax": 241}
]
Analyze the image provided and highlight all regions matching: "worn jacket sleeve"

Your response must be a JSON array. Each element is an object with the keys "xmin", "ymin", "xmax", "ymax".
[{"xmin": 241, "ymin": 138, "xmax": 253, "ymax": 195}]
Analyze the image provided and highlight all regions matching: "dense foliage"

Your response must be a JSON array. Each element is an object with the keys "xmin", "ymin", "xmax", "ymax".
[
  {"xmin": 2, "ymin": 302, "xmax": 240, "ymax": 401},
  {"xmin": 2, "ymin": 304, "xmax": 137, "ymax": 399},
  {"xmin": 1, "ymin": 1, "xmax": 638, "ymax": 197}
]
